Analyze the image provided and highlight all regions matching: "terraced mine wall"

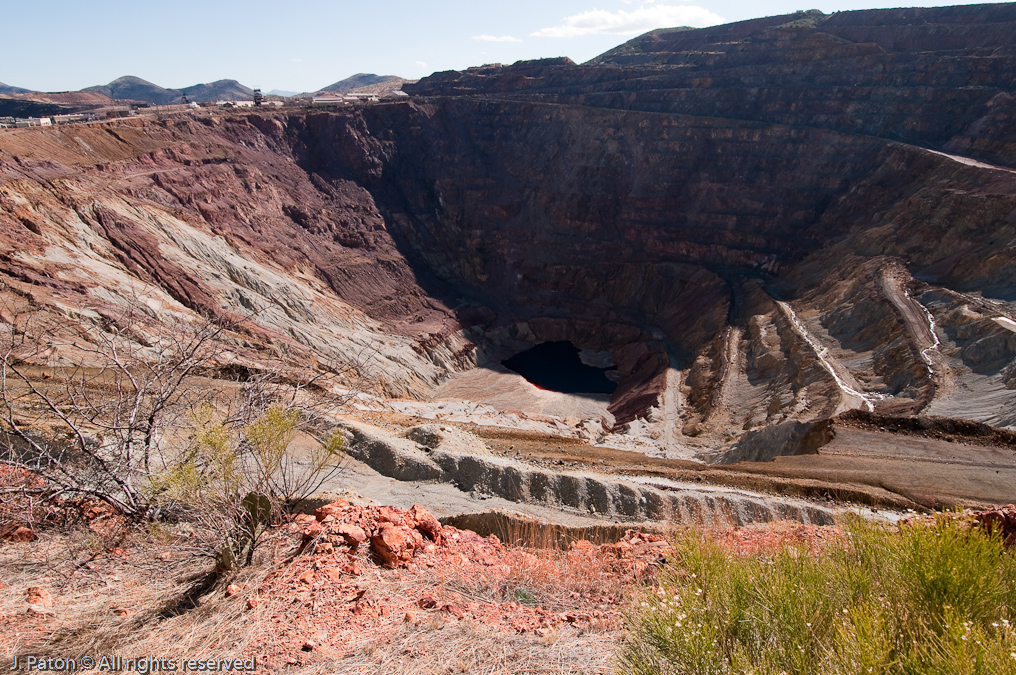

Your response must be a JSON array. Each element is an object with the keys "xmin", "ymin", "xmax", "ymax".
[{"xmin": 341, "ymin": 423, "xmax": 837, "ymax": 526}]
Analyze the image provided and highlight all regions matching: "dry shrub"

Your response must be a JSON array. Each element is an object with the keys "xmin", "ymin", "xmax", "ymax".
[{"xmin": 0, "ymin": 465, "xmax": 46, "ymax": 538}]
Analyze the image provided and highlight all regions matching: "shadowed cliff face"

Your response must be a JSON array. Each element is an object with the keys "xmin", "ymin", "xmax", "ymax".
[
  {"xmin": 290, "ymin": 95, "xmax": 1016, "ymax": 428},
  {"xmin": 3, "ymin": 4, "xmax": 1016, "ymax": 442}
]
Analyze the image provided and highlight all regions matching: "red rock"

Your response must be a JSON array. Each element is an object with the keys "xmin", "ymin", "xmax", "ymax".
[
  {"xmin": 26, "ymin": 586, "xmax": 50, "ymax": 607},
  {"xmin": 418, "ymin": 596, "xmax": 439, "ymax": 609},
  {"xmin": 441, "ymin": 603, "xmax": 465, "ymax": 619},
  {"xmin": 5, "ymin": 526, "xmax": 36, "ymax": 542},
  {"xmin": 371, "ymin": 522, "xmax": 423, "ymax": 567},
  {"xmin": 974, "ymin": 504, "xmax": 1016, "ymax": 545},
  {"xmin": 321, "ymin": 567, "xmax": 342, "ymax": 582},
  {"xmin": 225, "ymin": 584, "xmax": 241, "ymax": 597},
  {"xmin": 301, "ymin": 640, "xmax": 315, "ymax": 652},
  {"xmin": 246, "ymin": 597, "xmax": 258, "ymax": 610},
  {"xmin": 341, "ymin": 563, "xmax": 362, "ymax": 576},
  {"xmin": 336, "ymin": 523, "xmax": 367, "ymax": 549},
  {"xmin": 378, "ymin": 506, "xmax": 412, "ymax": 528},
  {"xmin": 302, "ymin": 522, "xmax": 324, "ymax": 540},
  {"xmin": 404, "ymin": 611, "xmax": 420, "ymax": 625},
  {"xmin": 111, "ymin": 606, "xmax": 130, "ymax": 617},
  {"xmin": 409, "ymin": 505, "xmax": 442, "ymax": 540},
  {"xmin": 314, "ymin": 500, "xmax": 349, "ymax": 522},
  {"xmin": 298, "ymin": 570, "xmax": 315, "ymax": 585}
]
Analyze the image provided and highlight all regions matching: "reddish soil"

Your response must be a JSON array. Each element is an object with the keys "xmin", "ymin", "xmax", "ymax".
[{"xmin": 245, "ymin": 501, "xmax": 666, "ymax": 669}]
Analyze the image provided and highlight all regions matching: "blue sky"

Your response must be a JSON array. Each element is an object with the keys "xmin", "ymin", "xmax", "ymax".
[{"xmin": 3, "ymin": 0, "xmax": 995, "ymax": 93}]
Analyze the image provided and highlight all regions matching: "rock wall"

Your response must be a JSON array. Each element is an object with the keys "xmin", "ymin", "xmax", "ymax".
[{"xmin": 4, "ymin": 3, "xmax": 1016, "ymax": 438}]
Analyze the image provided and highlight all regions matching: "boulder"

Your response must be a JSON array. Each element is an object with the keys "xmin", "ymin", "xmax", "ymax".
[
  {"xmin": 974, "ymin": 504, "xmax": 1016, "ymax": 545},
  {"xmin": 3, "ymin": 526, "xmax": 36, "ymax": 542},
  {"xmin": 26, "ymin": 586, "xmax": 50, "ymax": 607},
  {"xmin": 315, "ymin": 500, "xmax": 350, "ymax": 522},
  {"xmin": 371, "ymin": 522, "xmax": 423, "ymax": 567},
  {"xmin": 409, "ymin": 505, "xmax": 442, "ymax": 540}
]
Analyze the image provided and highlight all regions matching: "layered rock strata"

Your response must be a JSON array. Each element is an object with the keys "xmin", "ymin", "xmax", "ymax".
[{"xmin": 3, "ymin": 4, "xmax": 1016, "ymax": 448}]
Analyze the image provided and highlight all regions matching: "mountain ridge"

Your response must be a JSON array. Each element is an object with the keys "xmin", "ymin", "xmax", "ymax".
[
  {"xmin": 81, "ymin": 76, "xmax": 255, "ymax": 104},
  {"xmin": 315, "ymin": 73, "xmax": 410, "ymax": 95},
  {"xmin": 5, "ymin": 73, "xmax": 412, "ymax": 105},
  {"xmin": 0, "ymin": 82, "xmax": 32, "ymax": 95}
]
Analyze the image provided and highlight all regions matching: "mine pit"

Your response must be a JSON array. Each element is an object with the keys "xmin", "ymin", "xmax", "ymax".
[
  {"xmin": 7, "ymin": 7, "xmax": 1016, "ymax": 673},
  {"xmin": 501, "ymin": 341, "xmax": 617, "ymax": 396}
]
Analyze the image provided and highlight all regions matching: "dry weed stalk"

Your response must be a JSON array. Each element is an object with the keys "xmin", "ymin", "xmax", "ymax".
[{"xmin": 0, "ymin": 295, "xmax": 374, "ymax": 568}]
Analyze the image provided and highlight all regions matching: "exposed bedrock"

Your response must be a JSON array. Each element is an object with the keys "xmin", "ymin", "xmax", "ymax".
[
  {"xmin": 292, "ymin": 90, "xmax": 1016, "ymax": 429},
  {"xmin": 410, "ymin": 5, "xmax": 1016, "ymax": 163},
  {"xmin": 342, "ymin": 422, "xmax": 836, "ymax": 526},
  {"xmin": 3, "ymin": 3, "xmax": 1016, "ymax": 441}
]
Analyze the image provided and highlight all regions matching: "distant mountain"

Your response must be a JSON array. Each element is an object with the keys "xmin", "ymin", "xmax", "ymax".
[
  {"xmin": 0, "ymin": 82, "xmax": 32, "ymax": 94},
  {"xmin": 346, "ymin": 79, "xmax": 416, "ymax": 96},
  {"xmin": 83, "ymin": 76, "xmax": 178, "ymax": 104},
  {"xmin": 267, "ymin": 89, "xmax": 298, "ymax": 97},
  {"xmin": 316, "ymin": 74, "xmax": 407, "ymax": 94},
  {"xmin": 80, "ymin": 76, "xmax": 256, "ymax": 104},
  {"xmin": 180, "ymin": 79, "xmax": 255, "ymax": 103}
]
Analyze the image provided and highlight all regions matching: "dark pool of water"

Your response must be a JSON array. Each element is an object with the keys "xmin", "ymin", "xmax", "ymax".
[{"xmin": 502, "ymin": 341, "xmax": 617, "ymax": 395}]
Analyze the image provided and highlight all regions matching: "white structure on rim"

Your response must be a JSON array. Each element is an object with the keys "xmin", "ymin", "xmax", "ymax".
[
  {"xmin": 312, "ymin": 95, "xmax": 346, "ymax": 107},
  {"xmin": 14, "ymin": 117, "xmax": 52, "ymax": 128}
]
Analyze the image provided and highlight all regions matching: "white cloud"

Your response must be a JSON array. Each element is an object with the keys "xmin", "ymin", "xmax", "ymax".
[
  {"xmin": 415, "ymin": 61, "xmax": 428, "ymax": 69},
  {"xmin": 532, "ymin": 4, "xmax": 722, "ymax": 38},
  {"xmin": 471, "ymin": 34, "xmax": 523, "ymax": 43}
]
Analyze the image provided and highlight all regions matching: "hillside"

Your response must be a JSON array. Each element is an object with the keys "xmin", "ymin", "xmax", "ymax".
[
  {"xmin": 0, "ymin": 0, "xmax": 1013, "ymax": 551},
  {"xmin": 81, "ymin": 76, "xmax": 255, "ymax": 104},
  {"xmin": 316, "ymin": 73, "xmax": 409, "ymax": 94},
  {"xmin": 0, "ymin": 82, "xmax": 31, "ymax": 95},
  {"xmin": 179, "ymin": 79, "xmax": 256, "ymax": 102},
  {"xmin": 82, "ymin": 75, "xmax": 178, "ymax": 103}
]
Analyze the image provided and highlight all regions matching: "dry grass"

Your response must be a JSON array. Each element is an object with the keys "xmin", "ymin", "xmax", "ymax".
[
  {"xmin": 320, "ymin": 619, "xmax": 618, "ymax": 674},
  {"xmin": 434, "ymin": 517, "xmax": 667, "ymax": 618},
  {"xmin": 2, "ymin": 515, "xmax": 639, "ymax": 674},
  {"xmin": 433, "ymin": 543, "xmax": 632, "ymax": 614},
  {"xmin": 0, "ymin": 523, "xmax": 295, "ymax": 661}
]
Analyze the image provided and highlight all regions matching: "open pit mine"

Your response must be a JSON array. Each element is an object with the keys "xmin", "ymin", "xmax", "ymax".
[{"xmin": 2, "ymin": 3, "xmax": 1016, "ymax": 532}]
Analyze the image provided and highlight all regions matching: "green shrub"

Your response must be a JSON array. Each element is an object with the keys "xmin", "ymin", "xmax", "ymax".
[
  {"xmin": 152, "ymin": 402, "xmax": 345, "ymax": 570},
  {"xmin": 618, "ymin": 516, "xmax": 1016, "ymax": 675}
]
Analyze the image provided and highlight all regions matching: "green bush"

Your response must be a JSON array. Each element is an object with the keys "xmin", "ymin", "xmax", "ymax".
[
  {"xmin": 618, "ymin": 516, "xmax": 1016, "ymax": 675},
  {"xmin": 152, "ymin": 402, "xmax": 345, "ymax": 570}
]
